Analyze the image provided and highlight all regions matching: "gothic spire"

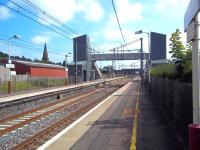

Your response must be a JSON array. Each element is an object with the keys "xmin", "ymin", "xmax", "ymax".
[{"xmin": 42, "ymin": 42, "xmax": 49, "ymax": 62}]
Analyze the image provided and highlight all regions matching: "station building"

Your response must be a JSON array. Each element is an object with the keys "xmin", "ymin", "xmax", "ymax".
[
  {"xmin": 68, "ymin": 35, "xmax": 92, "ymax": 83},
  {"xmin": 0, "ymin": 59, "xmax": 68, "ymax": 78},
  {"xmin": 68, "ymin": 34, "xmax": 102, "ymax": 84}
]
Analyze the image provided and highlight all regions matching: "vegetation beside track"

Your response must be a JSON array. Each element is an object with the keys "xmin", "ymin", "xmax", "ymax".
[{"xmin": 150, "ymin": 29, "xmax": 192, "ymax": 83}]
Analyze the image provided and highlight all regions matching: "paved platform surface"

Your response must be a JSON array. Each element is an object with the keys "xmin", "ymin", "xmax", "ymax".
[
  {"xmin": 137, "ymin": 85, "xmax": 180, "ymax": 150},
  {"xmin": 39, "ymin": 78, "xmax": 180, "ymax": 150},
  {"xmin": 40, "ymin": 78, "xmax": 139, "ymax": 150},
  {"xmin": 70, "ymin": 80, "xmax": 138, "ymax": 150}
]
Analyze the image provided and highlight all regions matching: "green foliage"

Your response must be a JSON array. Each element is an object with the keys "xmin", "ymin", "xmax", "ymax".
[
  {"xmin": 150, "ymin": 64, "xmax": 176, "ymax": 79},
  {"xmin": 62, "ymin": 60, "xmax": 66, "ymax": 67},
  {"xmin": 0, "ymin": 51, "xmax": 31, "ymax": 61},
  {"xmin": 151, "ymin": 29, "xmax": 192, "ymax": 83},
  {"xmin": 169, "ymin": 29, "xmax": 185, "ymax": 63},
  {"xmin": 0, "ymin": 51, "xmax": 8, "ymax": 58}
]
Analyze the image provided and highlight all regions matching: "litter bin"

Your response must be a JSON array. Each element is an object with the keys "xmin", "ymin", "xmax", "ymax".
[{"xmin": 189, "ymin": 124, "xmax": 200, "ymax": 150}]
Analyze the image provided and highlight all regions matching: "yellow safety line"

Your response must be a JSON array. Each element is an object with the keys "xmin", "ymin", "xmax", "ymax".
[{"xmin": 130, "ymin": 80, "xmax": 141, "ymax": 150}]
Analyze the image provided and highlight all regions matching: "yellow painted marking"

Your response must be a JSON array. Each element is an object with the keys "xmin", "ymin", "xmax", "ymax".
[{"xmin": 130, "ymin": 80, "xmax": 141, "ymax": 150}]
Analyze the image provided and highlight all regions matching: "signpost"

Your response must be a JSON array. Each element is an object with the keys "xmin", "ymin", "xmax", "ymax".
[
  {"xmin": 185, "ymin": 0, "xmax": 200, "ymax": 125},
  {"xmin": 185, "ymin": 1, "xmax": 200, "ymax": 149}
]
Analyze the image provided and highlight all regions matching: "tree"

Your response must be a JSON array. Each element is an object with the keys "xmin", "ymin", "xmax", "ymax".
[
  {"xmin": 184, "ymin": 42, "xmax": 192, "ymax": 61},
  {"xmin": 168, "ymin": 29, "xmax": 192, "ymax": 82},
  {"xmin": 0, "ymin": 51, "xmax": 9, "ymax": 58},
  {"xmin": 169, "ymin": 29, "xmax": 185, "ymax": 63},
  {"xmin": 34, "ymin": 59, "xmax": 41, "ymax": 62},
  {"xmin": 62, "ymin": 60, "xmax": 66, "ymax": 67}
]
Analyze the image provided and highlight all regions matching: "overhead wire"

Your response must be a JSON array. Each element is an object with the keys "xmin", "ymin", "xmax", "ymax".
[
  {"xmin": 108, "ymin": 38, "xmax": 141, "ymax": 51},
  {"xmin": 22, "ymin": 0, "xmax": 80, "ymax": 36},
  {"xmin": 0, "ymin": 33, "xmax": 67, "ymax": 53},
  {"xmin": 0, "ymin": 2, "xmax": 100, "ymax": 53},
  {"xmin": 0, "ymin": 3, "xmax": 72, "ymax": 41},
  {"xmin": 111, "ymin": 0, "xmax": 127, "ymax": 48},
  {"xmin": 0, "ymin": 38, "xmax": 66, "ymax": 56},
  {"xmin": 8, "ymin": 0, "xmax": 75, "ymax": 39},
  {"xmin": 0, "ymin": 40, "xmax": 46, "ymax": 58},
  {"xmin": 1, "ymin": 1, "xmax": 138, "ymax": 57},
  {"xmin": 21, "ymin": 0, "xmax": 103, "ymax": 51}
]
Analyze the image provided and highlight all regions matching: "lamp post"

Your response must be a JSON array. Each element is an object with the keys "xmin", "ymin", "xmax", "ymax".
[
  {"xmin": 135, "ymin": 30, "xmax": 151, "ymax": 83},
  {"xmin": 7, "ymin": 35, "xmax": 21, "ymax": 94},
  {"xmin": 8, "ymin": 35, "xmax": 21, "ymax": 61},
  {"xmin": 75, "ymin": 43, "xmax": 77, "ymax": 85},
  {"xmin": 65, "ymin": 52, "xmax": 72, "ymax": 67},
  {"xmin": 65, "ymin": 52, "xmax": 71, "ymax": 85}
]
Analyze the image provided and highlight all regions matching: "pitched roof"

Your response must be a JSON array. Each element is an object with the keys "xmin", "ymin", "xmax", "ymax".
[{"xmin": 14, "ymin": 60, "xmax": 65, "ymax": 69}]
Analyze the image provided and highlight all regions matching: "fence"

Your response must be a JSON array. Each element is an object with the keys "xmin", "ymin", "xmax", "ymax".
[
  {"xmin": 68, "ymin": 76, "xmax": 83, "ymax": 84},
  {"xmin": 150, "ymin": 77, "xmax": 192, "ymax": 148},
  {"xmin": 0, "ymin": 75, "xmax": 68, "ymax": 95}
]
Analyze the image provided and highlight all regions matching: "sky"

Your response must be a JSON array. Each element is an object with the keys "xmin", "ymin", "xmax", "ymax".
[{"xmin": 0, "ymin": 0, "xmax": 190, "ymax": 69}]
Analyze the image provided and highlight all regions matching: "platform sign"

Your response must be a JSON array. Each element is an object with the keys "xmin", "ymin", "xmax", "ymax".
[
  {"xmin": 184, "ymin": 0, "xmax": 200, "ymax": 31},
  {"xmin": 187, "ymin": 21, "xmax": 196, "ymax": 42},
  {"xmin": 6, "ymin": 63, "xmax": 15, "ymax": 68}
]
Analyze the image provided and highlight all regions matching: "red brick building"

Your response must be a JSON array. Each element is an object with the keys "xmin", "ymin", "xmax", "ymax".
[{"xmin": 0, "ymin": 59, "xmax": 68, "ymax": 78}]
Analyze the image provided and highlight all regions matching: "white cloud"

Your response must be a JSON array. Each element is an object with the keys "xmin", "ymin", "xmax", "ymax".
[
  {"xmin": 116, "ymin": 0, "xmax": 143, "ymax": 23},
  {"xmin": 24, "ymin": 0, "xmax": 104, "ymax": 25},
  {"xmin": 0, "ymin": 6, "xmax": 11, "ymax": 20},
  {"xmin": 90, "ymin": 0, "xmax": 143, "ymax": 49},
  {"xmin": 94, "ymin": 27, "xmax": 143, "ymax": 52},
  {"xmin": 32, "ymin": 0, "xmax": 78, "ymax": 24},
  {"xmin": 155, "ymin": 0, "xmax": 190, "ymax": 17},
  {"xmin": 98, "ymin": 43, "xmax": 119, "ymax": 52},
  {"xmin": 104, "ymin": 28, "xmax": 121, "ymax": 42},
  {"xmin": 99, "ymin": 14, "xmax": 141, "ymax": 42},
  {"xmin": 78, "ymin": 0, "xmax": 104, "ymax": 21},
  {"xmin": 31, "ymin": 35, "xmax": 51, "ymax": 45}
]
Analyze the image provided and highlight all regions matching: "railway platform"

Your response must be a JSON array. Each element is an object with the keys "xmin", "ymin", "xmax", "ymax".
[
  {"xmin": 0, "ymin": 77, "xmax": 123, "ymax": 104},
  {"xmin": 38, "ymin": 77, "xmax": 180, "ymax": 150}
]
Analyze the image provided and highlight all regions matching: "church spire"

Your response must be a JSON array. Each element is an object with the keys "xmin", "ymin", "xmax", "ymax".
[{"xmin": 42, "ymin": 42, "xmax": 49, "ymax": 62}]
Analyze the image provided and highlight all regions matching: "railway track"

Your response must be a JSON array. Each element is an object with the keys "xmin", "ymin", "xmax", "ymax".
[
  {"xmin": 0, "ymin": 79, "xmax": 130, "ymax": 150},
  {"xmin": 0, "ymin": 88, "xmax": 102, "ymax": 136}
]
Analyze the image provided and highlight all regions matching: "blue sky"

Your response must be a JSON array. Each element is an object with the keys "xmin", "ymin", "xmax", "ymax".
[{"xmin": 0, "ymin": 0, "xmax": 190, "ymax": 68}]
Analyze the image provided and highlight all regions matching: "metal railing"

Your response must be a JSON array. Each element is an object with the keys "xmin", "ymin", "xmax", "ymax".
[
  {"xmin": 0, "ymin": 76, "xmax": 67, "ymax": 95},
  {"xmin": 149, "ymin": 77, "xmax": 192, "ymax": 148}
]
